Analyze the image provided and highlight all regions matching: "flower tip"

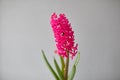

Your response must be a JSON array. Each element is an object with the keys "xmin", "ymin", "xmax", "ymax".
[{"xmin": 51, "ymin": 13, "xmax": 57, "ymax": 18}]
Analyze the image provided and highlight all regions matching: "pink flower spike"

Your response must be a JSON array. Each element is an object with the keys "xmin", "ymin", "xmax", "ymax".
[{"xmin": 50, "ymin": 13, "xmax": 78, "ymax": 59}]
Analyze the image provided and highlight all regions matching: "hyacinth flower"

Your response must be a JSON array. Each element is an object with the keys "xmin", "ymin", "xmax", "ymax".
[{"xmin": 42, "ymin": 13, "xmax": 80, "ymax": 80}]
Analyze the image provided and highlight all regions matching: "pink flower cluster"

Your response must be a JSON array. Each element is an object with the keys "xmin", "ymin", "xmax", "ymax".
[{"xmin": 50, "ymin": 13, "xmax": 78, "ymax": 58}]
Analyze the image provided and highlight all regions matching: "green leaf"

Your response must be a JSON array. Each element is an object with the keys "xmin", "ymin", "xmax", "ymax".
[
  {"xmin": 68, "ymin": 65, "xmax": 76, "ymax": 80},
  {"xmin": 41, "ymin": 50, "xmax": 60, "ymax": 80},
  {"xmin": 54, "ymin": 58, "xmax": 64, "ymax": 80},
  {"xmin": 75, "ymin": 52, "xmax": 80, "ymax": 66},
  {"xmin": 60, "ymin": 56, "xmax": 65, "ymax": 74},
  {"xmin": 68, "ymin": 52, "xmax": 80, "ymax": 80}
]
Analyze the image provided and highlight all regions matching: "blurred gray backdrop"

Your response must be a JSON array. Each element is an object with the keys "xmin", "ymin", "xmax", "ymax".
[{"xmin": 0, "ymin": 0, "xmax": 120, "ymax": 80}]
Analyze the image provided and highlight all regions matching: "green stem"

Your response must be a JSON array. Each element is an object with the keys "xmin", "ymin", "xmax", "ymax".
[{"xmin": 64, "ymin": 52, "xmax": 69, "ymax": 80}]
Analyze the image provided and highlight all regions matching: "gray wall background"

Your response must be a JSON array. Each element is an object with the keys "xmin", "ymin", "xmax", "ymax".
[{"xmin": 0, "ymin": 0, "xmax": 120, "ymax": 80}]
